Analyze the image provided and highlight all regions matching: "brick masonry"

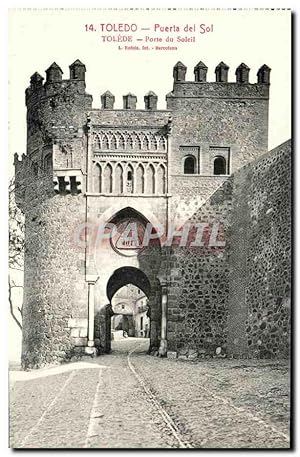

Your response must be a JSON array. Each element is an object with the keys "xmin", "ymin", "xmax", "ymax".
[{"xmin": 168, "ymin": 140, "xmax": 291, "ymax": 359}]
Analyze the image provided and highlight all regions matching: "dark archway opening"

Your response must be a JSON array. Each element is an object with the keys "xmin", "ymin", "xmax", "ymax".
[
  {"xmin": 99, "ymin": 207, "xmax": 161, "ymax": 355},
  {"xmin": 184, "ymin": 155, "xmax": 196, "ymax": 174},
  {"xmin": 105, "ymin": 267, "xmax": 151, "ymax": 353},
  {"xmin": 107, "ymin": 266, "xmax": 151, "ymax": 301},
  {"xmin": 213, "ymin": 156, "xmax": 227, "ymax": 175}
]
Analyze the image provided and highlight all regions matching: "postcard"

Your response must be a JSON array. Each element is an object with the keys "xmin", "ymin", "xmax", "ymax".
[{"xmin": 8, "ymin": 8, "xmax": 291, "ymax": 449}]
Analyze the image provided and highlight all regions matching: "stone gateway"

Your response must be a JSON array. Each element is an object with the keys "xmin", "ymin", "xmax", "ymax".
[{"xmin": 14, "ymin": 59, "xmax": 291, "ymax": 369}]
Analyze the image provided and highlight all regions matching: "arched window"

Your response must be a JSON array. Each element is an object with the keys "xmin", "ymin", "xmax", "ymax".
[
  {"xmin": 126, "ymin": 166, "xmax": 134, "ymax": 193},
  {"xmin": 156, "ymin": 164, "xmax": 166, "ymax": 194},
  {"xmin": 146, "ymin": 164, "xmax": 155, "ymax": 194},
  {"xmin": 103, "ymin": 163, "xmax": 113, "ymax": 193},
  {"xmin": 213, "ymin": 156, "xmax": 227, "ymax": 175},
  {"xmin": 93, "ymin": 163, "xmax": 101, "ymax": 193},
  {"xmin": 136, "ymin": 164, "xmax": 144, "ymax": 194},
  {"xmin": 184, "ymin": 156, "xmax": 196, "ymax": 174},
  {"xmin": 115, "ymin": 164, "xmax": 123, "ymax": 194}
]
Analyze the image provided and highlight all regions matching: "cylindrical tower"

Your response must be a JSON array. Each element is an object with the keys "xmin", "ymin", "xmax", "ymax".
[{"xmin": 15, "ymin": 60, "xmax": 93, "ymax": 369}]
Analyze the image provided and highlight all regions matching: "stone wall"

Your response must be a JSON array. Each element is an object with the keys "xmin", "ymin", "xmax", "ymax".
[
  {"xmin": 169, "ymin": 176, "xmax": 228, "ymax": 225},
  {"xmin": 229, "ymin": 140, "xmax": 291, "ymax": 358},
  {"xmin": 16, "ymin": 66, "xmax": 92, "ymax": 369},
  {"xmin": 167, "ymin": 79, "xmax": 269, "ymax": 182},
  {"xmin": 20, "ymin": 177, "xmax": 87, "ymax": 369},
  {"xmin": 90, "ymin": 109, "xmax": 170, "ymax": 127},
  {"xmin": 15, "ymin": 60, "xmax": 289, "ymax": 368},
  {"xmin": 168, "ymin": 140, "xmax": 291, "ymax": 359},
  {"xmin": 26, "ymin": 78, "xmax": 92, "ymax": 155},
  {"xmin": 167, "ymin": 179, "xmax": 233, "ymax": 358}
]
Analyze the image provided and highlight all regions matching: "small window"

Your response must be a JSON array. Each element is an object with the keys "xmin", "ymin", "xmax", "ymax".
[
  {"xmin": 44, "ymin": 154, "xmax": 53, "ymax": 173},
  {"xmin": 126, "ymin": 169, "xmax": 133, "ymax": 193},
  {"xmin": 184, "ymin": 156, "xmax": 196, "ymax": 174},
  {"xmin": 32, "ymin": 163, "xmax": 38, "ymax": 177},
  {"xmin": 122, "ymin": 304, "xmax": 125, "ymax": 310},
  {"xmin": 214, "ymin": 156, "xmax": 227, "ymax": 175}
]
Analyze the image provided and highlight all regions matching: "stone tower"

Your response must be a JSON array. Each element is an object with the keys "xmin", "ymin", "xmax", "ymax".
[{"xmin": 15, "ymin": 59, "xmax": 274, "ymax": 369}]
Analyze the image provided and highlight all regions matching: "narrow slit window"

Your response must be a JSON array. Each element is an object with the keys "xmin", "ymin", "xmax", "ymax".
[
  {"xmin": 126, "ymin": 168, "xmax": 133, "ymax": 193},
  {"xmin": 32, "ymin": 163, "xmax": 38, "ymax": 177},
  {"xmin": 44, "ymin": 154, "xmax": 53, "ymax": 173}
]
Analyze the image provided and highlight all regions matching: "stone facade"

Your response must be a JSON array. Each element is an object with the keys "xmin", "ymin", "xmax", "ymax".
[
  {"xmin": 134, "ymin": 295, "xmax": 150, "ymax": 338},
  {"xmin": 169, "ymin": 140, "xmax": 291, "ymax": 359},
  {"xmin": 111, "ymin": 284, "xmax": 149, "ymax": 338},
  {"xmin": 14, "ymin": 59, "xmax": 291, "ymax": 368},
  {"xmin": 229, "ymin": 141, "xmax": 291, "ymax": 359}
]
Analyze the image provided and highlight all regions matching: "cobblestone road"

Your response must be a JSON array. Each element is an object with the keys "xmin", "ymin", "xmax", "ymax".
[{"xmin": 9, "ymin": 338, "xmax": 290, "ymax": 449}]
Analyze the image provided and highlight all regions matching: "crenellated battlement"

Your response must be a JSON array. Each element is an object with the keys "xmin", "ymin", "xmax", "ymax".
[
  {"xmin": 18, "ymin": 57, "xmax": 270, "ymax": 204},
  {"xmin": 167, "ymin": 61, "xmax": 271, "ymax": 103},
  {"xmin": 25, "ymin": 59, "xmax": 271, "ymax": 113},
  {"xmin": 25, "ymin": 60, "xmax": 88, "ymax": 106},
  {"xmin": 173, "ymin": 61, "xmax": 271, "ymax": 84}
]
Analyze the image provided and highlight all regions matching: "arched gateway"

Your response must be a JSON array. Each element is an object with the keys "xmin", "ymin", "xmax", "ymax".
[
  {"xmin": 107, "ymin": 267, "xmax": 151, "ymax": 301},
  {"xmin": 105, "ymin": 267, "xmax": 151, "ymax": 353},
  {"xmin": 15, "ymin": 59, "xmax": 277, "ymax": 369},
  {"xmin": 89, "ymin": 206, "xmax": 166, "ymax": 356}
]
